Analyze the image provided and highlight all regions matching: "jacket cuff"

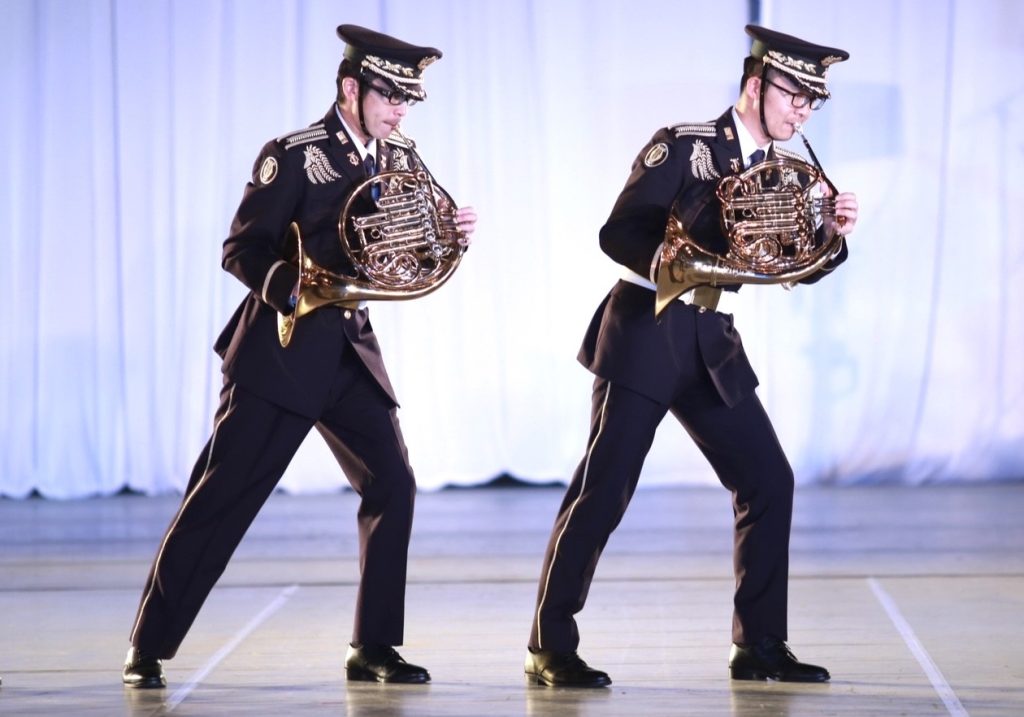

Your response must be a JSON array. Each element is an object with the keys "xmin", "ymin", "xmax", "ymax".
[{"xmin": 262, "ymin": 260, "xmax": 301, "ymax": 314}]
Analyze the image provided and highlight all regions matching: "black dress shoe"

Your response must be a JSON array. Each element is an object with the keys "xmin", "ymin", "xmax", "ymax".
[
  {"xmin": 345, "ymin": 644, "xmax": 430, "ymax": 684},
  {"xmin": 729, "ymin": 637, "xmax": 830, "ymax": 682},
  {"xmin": 122, "ymin": 646, "xmax": 166, "ymax": 689},
  {"xmin": 524, "ymin": 648, "xmax": 611, "ymax": 687}
]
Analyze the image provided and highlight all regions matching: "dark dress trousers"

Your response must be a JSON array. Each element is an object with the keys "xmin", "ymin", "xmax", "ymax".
[
  {"xmin": 130, "ymin": 106, "xmax": 427, "ymax": 659},
  {"xmin": 530, "ymin": 109, "xmax": 848, "ymax": 652}
]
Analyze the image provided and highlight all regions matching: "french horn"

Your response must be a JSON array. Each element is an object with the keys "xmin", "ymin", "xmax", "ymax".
[
  {"xmin": 654, "ymin": 125, "xmax": 844, "ymax": 317},
  {"xmin": 277, "ymin": 138, "xmax": 465, "ymax": 347}
]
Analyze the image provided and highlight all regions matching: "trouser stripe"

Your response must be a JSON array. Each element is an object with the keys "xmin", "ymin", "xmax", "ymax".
[
  {"xmin": 534, "ymin": 380, "xmax": 612, "ymax": 650},
  {"xmin": 129, "ymin": 384, "xmax": 237, "ymax": 646}
]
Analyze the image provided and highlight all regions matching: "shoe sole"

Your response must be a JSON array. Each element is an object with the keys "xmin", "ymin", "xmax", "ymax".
[
  {"xmin": 525, "ymin": 672, "xmax": 611, "ymax": 688},
  {"xmin": 345, "ymin": 667, "xmax": 430, "ymax": 684},
  {"xmin": 730, "ymin": 668, "xmax": 829, "ymax": 683},
  {"xmin": 122, "ymin": 676, "xmax": 167, "ymax": 689}
]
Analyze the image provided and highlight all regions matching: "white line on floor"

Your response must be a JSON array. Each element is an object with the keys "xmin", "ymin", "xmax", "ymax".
[
  {"xmin": 867, "ymin": 577, "xmax": 968, "ymax": 717},
  {"xmin": 166, "ymin": 584, "xmax": 300, "ymax": 711}
]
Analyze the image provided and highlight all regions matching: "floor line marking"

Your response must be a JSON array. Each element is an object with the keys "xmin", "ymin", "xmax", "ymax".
[
  {"xmin": 166, "ymin": 584, "xmax": 300, "ymax": 711},
  {"xmin": 867, "ymin": 577, "xmax": 968, "ymax": 717}
]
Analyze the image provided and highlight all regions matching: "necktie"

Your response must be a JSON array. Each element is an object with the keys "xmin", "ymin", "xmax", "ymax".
[
  {"xmin": 747, "ymin": 148, "xmax": 766, "ymax": 168},
  {"xmin": 363, "ymin": 154, "xmax": 380, "ymax": 201}
]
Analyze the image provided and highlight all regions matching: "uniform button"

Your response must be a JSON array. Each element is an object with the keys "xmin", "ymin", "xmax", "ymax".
[{"xmin": 344, "ymin": 310, "xmax": 352, "ymax": 319}]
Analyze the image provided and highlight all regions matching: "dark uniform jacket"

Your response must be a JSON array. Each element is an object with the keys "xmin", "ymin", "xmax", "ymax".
[
  {"xmin": 580, "ymin": 108, "xmax": 848, "ymax": 408},
  {"xmin": 213, "ymin": 106, "xmax": 423, "ymax": 418}
]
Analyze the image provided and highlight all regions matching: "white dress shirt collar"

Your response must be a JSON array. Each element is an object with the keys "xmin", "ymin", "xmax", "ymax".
[
  {"xmin": 336, "ymin": 104, "xmax": 377, "ymax": 160},
  {"xmin": 731, "ymin": 107, "xmax": 771, "ymax": 167}
]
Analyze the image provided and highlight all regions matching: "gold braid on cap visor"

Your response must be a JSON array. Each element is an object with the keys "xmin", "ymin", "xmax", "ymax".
[
  {"xmin": 763, "ymin": 51, "xmax": 830, "ymax": 97},
  {"xmin": 362, "ymin": 55, "xmax": 424, "ymax": 84}
]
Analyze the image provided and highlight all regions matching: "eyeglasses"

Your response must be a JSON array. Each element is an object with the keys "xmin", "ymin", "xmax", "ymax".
[
  {"xmin": 367, "ymin": 82, "xmax": 419, "ymax": 107},
  {"xmin": 764, "ymin": 78, "xmax": 826, "ymax": 111}
]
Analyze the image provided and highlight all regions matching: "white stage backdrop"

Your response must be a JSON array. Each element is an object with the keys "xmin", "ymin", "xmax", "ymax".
[{"xmin": 1, "ymin": 0, "xmax": 1022, "ymax": 498}]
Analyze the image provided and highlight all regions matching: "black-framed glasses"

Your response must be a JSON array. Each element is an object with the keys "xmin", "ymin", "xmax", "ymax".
[
  {"xmin": 764, "ymin": 78, "xmax": 826, "ymax": 110},
  {"xmin": 367, "ymin": 82, "xmax": 419, "ymax": 107}
]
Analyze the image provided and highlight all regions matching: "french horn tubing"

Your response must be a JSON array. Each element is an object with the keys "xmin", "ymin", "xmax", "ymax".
[
  {"xmin": 654, "ymin": 126, "xmax": 844, "ymax": 316},
  {"xmin": 277, "ymin": 131, "xmax": 466, "ymax": 347}
]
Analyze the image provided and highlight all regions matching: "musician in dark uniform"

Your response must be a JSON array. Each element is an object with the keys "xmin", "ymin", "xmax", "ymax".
[
  {"xmin": 122, "ymin": 24, "xmax": 477, "ymax": 689},
  {"xmin": 525, "ymin": 25, "xmax": 859, "ymax": 687}
]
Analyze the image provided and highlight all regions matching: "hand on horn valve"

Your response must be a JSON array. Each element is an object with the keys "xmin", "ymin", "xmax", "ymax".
[{"xmin": 455, "ymin": 206, "xmax": 477, "ymax": 246}]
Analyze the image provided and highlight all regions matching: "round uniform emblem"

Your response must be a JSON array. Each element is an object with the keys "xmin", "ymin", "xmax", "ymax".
[
  {"xmin": 258, "ymin": 156, "xmax": 279, "ymax": 185},
  {"xmin": 644, "ymin": 143, "xmax": 669, "ymax": 168}
]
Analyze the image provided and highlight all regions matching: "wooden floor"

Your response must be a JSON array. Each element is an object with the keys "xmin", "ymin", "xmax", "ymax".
[{"xmin": 1, "ymin": 483, "xmax": 1022, "ymax": 716}]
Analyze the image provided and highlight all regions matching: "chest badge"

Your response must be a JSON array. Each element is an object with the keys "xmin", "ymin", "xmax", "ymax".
[
  {"xmin": 303, "ymin": 146, "xmax": 343, "ymax": 184},
  {"xmin": 689, "ymin": 140, "xmax": 721, "ymax": 181}
]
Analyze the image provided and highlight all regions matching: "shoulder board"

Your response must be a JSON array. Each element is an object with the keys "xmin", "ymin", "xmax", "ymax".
[
  {"xmin": 671, "ymin": 122, "xmax": 717, "ymax": 138},
  {"xmin": 384, "ymin": 130, "xmax": 416, "ymax": 149},
  {"xmin": 775, "ymin": 146, "xmax": 807, "ymax": 163},
  {"xmin": 278, "ymin": 124, "xmax": 328, "ymax": 151}
]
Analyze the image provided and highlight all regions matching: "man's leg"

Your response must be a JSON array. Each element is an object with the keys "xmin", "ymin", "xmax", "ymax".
[
  {"xmin": 672, "ymin": 388, "xmax": 828, "ymax": 681},
  {"xmin": 672, "ymin": 387, "xmax": 793, "ymax": 644},
  {"xmin": 129, "ymin": 382, "xmax": 312, "ymax": 661},
  {"xmin": 525, "ymin": 379, "xmax": 665, "ymax": 686},
  {"xmin": 315, "ymin": 358, "xmax": 424, "ymax": 683}
]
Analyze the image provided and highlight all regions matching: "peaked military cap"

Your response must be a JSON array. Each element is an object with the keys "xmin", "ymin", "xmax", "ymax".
[
  {"xmin": 745, "ymin": 25, "xmax": 849, "ymax": 99},
  {"xmin": 337, "ymin": 24, "xmax": 442, "ymax": 101}
]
